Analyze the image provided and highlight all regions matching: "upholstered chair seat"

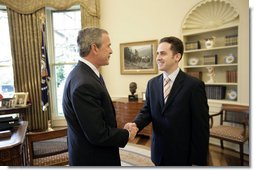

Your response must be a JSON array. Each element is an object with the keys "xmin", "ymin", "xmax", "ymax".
[
  {"xmin": 209, "ymin": 104, "xmax": 249, "ymax": 166},
  {"xmin": 210, "ymin": 125, "xmax": 248, "ymax": 142},
  {"xmin": 26, "ymin": 128, "xmax": 68, "ymax": 166}
]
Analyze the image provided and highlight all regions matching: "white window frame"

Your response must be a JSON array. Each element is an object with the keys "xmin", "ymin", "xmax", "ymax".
[
  {"xmin": 0, "ymin": 6, "xmax": 14, "ymax": 99},
  {"xmin": 46, "ymin": 6, "xmax": 81, "ymax": 127}
]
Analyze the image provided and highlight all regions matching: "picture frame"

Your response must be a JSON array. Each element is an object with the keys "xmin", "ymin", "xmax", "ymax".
[
  {"xmin": 1, "ymin": 98, "xmax": 15, "ymax": 108},
  {"xmin": 14, "ymin": 92, "xmax": 28, "ymax": 107},
  {"xmin": 120, "ymin": 40, "xmax": 158, "ymax": 74}
]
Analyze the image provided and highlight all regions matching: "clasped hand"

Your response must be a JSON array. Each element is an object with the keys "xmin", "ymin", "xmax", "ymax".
[{"xmin": 124, "ymin": 122, "xmax": 139, "ymax": 141}]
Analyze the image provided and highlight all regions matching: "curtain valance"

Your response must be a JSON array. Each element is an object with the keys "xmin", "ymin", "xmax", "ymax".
[{"xmin": 0, "ymin": 0, "xmax": 99, "ymax": 17}]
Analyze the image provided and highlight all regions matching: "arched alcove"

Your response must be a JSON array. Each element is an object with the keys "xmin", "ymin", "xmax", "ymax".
[{"xmin": 182, "ymin": 0, "xmax": 239, "ymax": 33}]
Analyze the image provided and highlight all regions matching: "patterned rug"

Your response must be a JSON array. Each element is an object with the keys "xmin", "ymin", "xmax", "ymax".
[{"xmin": 120, "ymin": 143, "xmax": 154, "ymax": 166}]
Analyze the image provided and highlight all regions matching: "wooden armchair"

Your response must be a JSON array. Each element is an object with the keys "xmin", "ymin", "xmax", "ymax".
[
  {"xmin": 26, "ymin": 128, "xmax": 68, "ymax": 166},
  {"xmin": 209, "ymin": 104, "xmax": 249, "ymax": 165}
]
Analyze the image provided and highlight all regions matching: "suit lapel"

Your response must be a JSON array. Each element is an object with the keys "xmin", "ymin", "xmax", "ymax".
[
  {"xmin": 78, "ymin": 61, "xmax": 116, "ymax": 115},
  {"xmin": 78, "ymin": 61, "xmax": 106, "ymax": 88},
  {"xmin": 158, "ymin": 75, "xmax": 164, "ymax": 110},
  {"xmin": 162, "ymin": 70, "xmax": 185, "ymax": 114}
]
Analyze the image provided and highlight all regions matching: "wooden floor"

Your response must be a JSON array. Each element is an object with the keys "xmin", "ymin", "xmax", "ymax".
[{"xmin": 130, "ymin": 134, "xmax": 249, "ymax": 166}]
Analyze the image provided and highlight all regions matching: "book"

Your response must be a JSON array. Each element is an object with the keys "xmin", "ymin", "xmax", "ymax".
[
  {"xmin": 205, "ymin": 85, "xmax": 226, "ymax": 99},
  {"xmin": 226, "ymin": 70, "xmax": 237, "ymax": 83}
]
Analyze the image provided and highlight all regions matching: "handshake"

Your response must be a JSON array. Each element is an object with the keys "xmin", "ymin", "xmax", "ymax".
[{"xmin": 124, "ymin": 122, "xmax": 139, "ymax": 141}]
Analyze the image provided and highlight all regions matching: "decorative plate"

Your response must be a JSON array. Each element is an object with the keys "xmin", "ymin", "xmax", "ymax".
[
  {"xmin": 228, "ymin": 89, "xmax": 237, "ymax": 100},
  {"xmin": 188, "ymin": 58, "xmax": 199, "ymax": 66},
  {"xmin": 224, "ymin": 54, "xmax": 235, "ymax": 64}
]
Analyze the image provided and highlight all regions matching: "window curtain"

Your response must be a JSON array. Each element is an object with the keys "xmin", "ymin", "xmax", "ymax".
[
  {"xmin": 7, "ymin": 8, "xmax": 46, "ymax": 131},
  {"xmin": 0, "ymin": 0, "xmax": 100, "ymax": 131}
]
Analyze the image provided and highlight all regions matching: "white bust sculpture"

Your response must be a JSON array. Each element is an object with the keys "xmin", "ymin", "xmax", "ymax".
[{"xmin": 206, "ymin": 67, "xmax": 215, "ymax": 83}]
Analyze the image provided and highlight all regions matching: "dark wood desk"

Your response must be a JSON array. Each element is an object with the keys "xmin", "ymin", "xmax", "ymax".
[
  {"xmin": 0, "ymin": 121, "xmax": 28, "ymax": 166},
  {"xmin": 0, "ymin": 104, "xmax": 31, "ymax": 120},
  {"xmin": 113, "ymin": 98, "xmax": 152, "ymax": 137}
]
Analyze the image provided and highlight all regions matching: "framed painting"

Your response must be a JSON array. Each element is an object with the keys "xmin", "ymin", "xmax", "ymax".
[{"xmin": 120, "ymin": 40, "xmax": 158, "ymax": 74}]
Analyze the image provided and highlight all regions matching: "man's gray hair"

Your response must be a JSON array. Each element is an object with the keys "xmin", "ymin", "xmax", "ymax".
[{"xmin": 77, "ymin": 27, "xmax": 108, "ymax": 57}]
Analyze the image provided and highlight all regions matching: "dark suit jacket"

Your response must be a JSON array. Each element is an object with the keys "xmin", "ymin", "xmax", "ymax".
[
  {"xmin": 134, "ymin": 70, "xmax": 209, "ymax": 166},
  {"xmin": 62, "ymin": 61, "xmax": 129, "ymax": 166}
]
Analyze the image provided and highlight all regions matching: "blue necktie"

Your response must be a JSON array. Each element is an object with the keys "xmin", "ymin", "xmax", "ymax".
[{"xmin": 99, "ymin": 74, "xmax": 106, "ymax": 86}]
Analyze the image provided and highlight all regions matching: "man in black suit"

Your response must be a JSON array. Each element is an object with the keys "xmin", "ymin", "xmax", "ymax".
[
  {"xmin": 125, "ymin": 37, "xmax": 209, "ymax": 166},
  {"xmin": 62, "ymin": 27, "xmax": 137, "ymax": 166}
]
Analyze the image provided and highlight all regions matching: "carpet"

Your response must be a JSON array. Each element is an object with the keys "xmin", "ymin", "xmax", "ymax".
[{"xmin": 120, "ymin": 143, "xmax": 154, "ymax": 166}]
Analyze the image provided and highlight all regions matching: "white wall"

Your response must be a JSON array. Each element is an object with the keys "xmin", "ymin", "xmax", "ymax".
[
  {"xmin": 100, "ymin": 0, "xmax": 249, "ymax": 105},
  {"xmin": 100, "ymin": 0, "xmax": 200, "ymax": 98}
]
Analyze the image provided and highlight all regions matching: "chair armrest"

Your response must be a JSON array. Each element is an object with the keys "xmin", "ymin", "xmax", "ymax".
[
  {"xmin": 242, "ymin": 122, "xmax": 249, "ymax": 137},
  {"xmin": 26, "ymin": 128, "xmax": 67, "ymax": 142},
  {"xmin": 209, "ymin": 110, "xmax": 223, "ymax": 128},
  {"xmin": 209, "ymin": 111, "xmax": 222, "ymax": 117}
]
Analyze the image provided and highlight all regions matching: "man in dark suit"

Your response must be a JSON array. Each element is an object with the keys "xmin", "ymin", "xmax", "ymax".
[
  {"xmin": 125, "ymin": 36, "xmax": 209, "ymax": 166},
  {"xmin": 62, "ymin": 27, "xmax": 137, "ymax": 166}
]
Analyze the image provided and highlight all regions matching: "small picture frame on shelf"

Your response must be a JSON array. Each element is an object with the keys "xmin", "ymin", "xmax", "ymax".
[
  {"xmin": 203, "ymin": 54, "xmax": 217, "ymax": 65},
  {"xmin": 14, "ymin": 92, "xmax": 28, "ymax": 107},
  {"xmin": 185, "ymin": 41, "xmax": 201, "ymax": 50},
  {"xmin": 1, "ymin": 98, "xmax": 16, "ymax": 108}
]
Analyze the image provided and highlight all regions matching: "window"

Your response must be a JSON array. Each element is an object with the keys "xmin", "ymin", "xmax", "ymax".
[
  {"xmin": 0, "ymin": 8, "xmax": 14, "ymax": 98},
  {"xmin": 47, "ymin": 8, "xmax": 81, "ymax": 125}
]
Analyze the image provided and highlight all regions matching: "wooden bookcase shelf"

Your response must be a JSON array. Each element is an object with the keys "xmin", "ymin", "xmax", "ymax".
[{"xmin": 181, "ymin": 0, "xmax": 240, "ymax": 103}]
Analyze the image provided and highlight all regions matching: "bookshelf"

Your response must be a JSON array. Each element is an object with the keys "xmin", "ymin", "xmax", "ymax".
[{"xmin": 181, "ymin": 0, "xmax": 240, "ymax": 104}]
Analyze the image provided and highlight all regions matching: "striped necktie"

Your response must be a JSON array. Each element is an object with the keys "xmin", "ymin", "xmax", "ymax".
[{"xmin": 163, "ymin": 77, "xmax": 171, "ymax": 103}]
